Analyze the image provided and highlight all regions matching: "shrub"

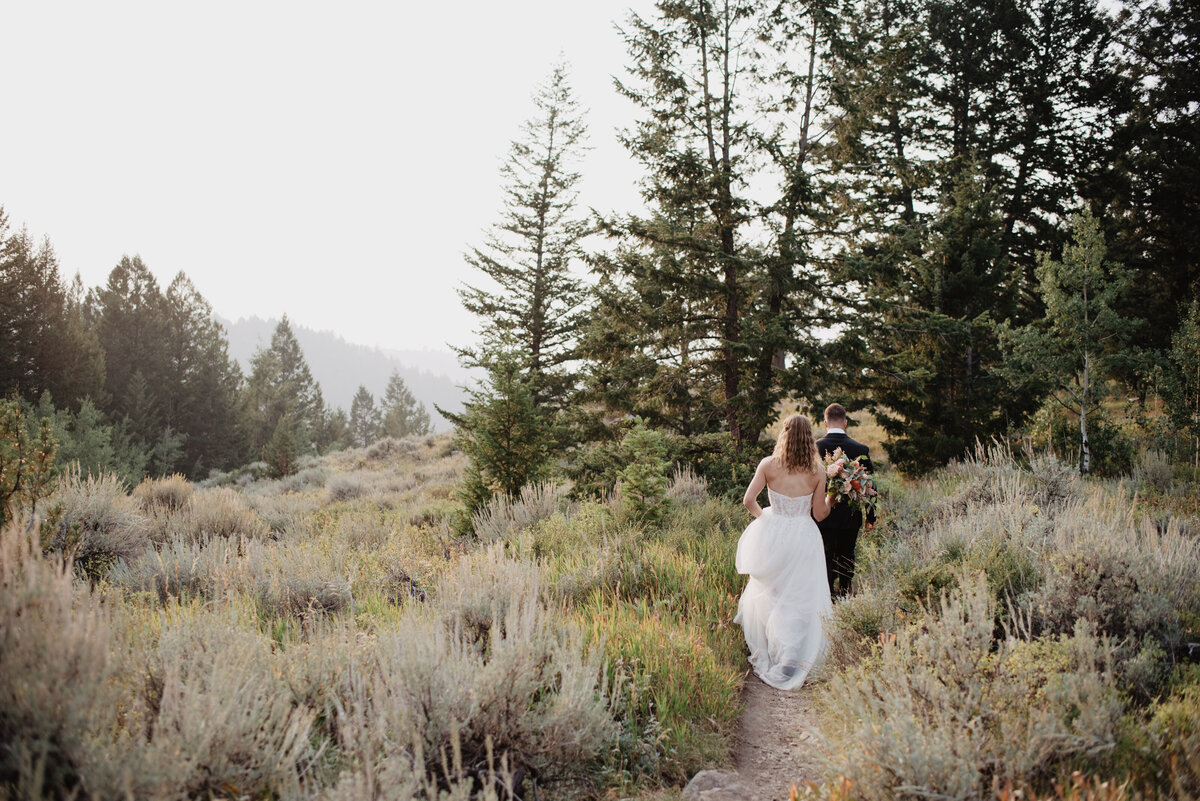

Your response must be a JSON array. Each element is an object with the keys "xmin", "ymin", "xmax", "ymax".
[
  {"xmin": 276, "ymin": 465, "xmax": 328, "ymax": 493},
  {"xmin": 823, "ymin": 589, "xmax": 903, "ymax": 671},
  {"xmin": 254, "ymin": 540, "xmax": 353, "ymax": 618},
  {"xmin": 666, "ymin": 464, "xmax": 708, "ymax": 506},
  {"xmin": 1027, "ymin": 451, "xmax": 1083, "ymax": 507},
  {"xmin": 180, "ymin": 487, "xmax": 266, "ymax": 541},
  {"xmin": 0, "ymin": 524, "xmax": 120, "ymax": 793},
  {"xmin": 1026, "ymin": 502, "xmax": 1200, "ymax": 655},
  {"xmin": 819, "ymin": 573, "xmax": 1125, "ymax": 800},
  {"xmin": 49, "ymin": 469, "xmax": 148, "ymax": 579},
  {"xmin": 471, "ymin": 481, "xmax": 575, "ymax": 542},
  {"xmin": 334, "ymin": 550, "xmax": 613, "ymax": 797},
  {"xmin": 1132, "ymin": 449, "xmax": 1174, "ymax": 493},
  {"xmin": 364, "ymin": 436, "xmax": 420, "ymax": 461},
  {"xmin": 325, "ymin": 507, "xmax": 394, "ymax": 551},
  {"xmin": 327, "ymin": 472, "xmax": 369, "ymax": 503},
  {"xmin": 109, "ymin": 535, "xmax": 352, "ymax": 619},
  {"xmin": 243, "ymin": 491, "xmax": 322, "ymax": 536},
  {"xmin": 108, "ymin": 535, "xmax": 239, "ymax": 603},
  {"xmin": 119, "ymin": 611, "xmax": 316, "ymax": 799},
  {"xmin": 131, "ymin": 473, "xmax": 193, "ymax": 512},
  {"xmin": 1147, "ymin": 681, "xmax": 1200, "ymax": 797},
  {"xmin": 435, "ymin": 544, "xmax": 542, "ymax": 641}
]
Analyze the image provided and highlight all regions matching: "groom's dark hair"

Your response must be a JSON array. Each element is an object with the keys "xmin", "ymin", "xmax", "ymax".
[{"xmin": 824, "ymin": 403, "xmax": 847, "ymax": 423}]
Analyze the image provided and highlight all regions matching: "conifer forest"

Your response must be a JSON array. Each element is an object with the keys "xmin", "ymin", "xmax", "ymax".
[{"xmin": 3, "ymin": 1, "xmax": 1199, "ymax": 800}]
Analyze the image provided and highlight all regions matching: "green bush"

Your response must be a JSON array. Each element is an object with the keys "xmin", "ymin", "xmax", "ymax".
[
  {"xmin": 616, "ymin": 419, "xmax": 672, "ymax": 525},
  {"xmin": 0, "ymin": 399, "xmax": 57, "ymax": 528}
]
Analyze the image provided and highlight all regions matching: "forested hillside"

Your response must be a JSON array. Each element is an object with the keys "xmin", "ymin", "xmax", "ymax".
[
  {"xmin": 220, "ymin": 315, "xmax": 465, "ymax": 428},
  {"xmin": 0, "ymin": 232, "xmax": 435, "ymax": 481}
]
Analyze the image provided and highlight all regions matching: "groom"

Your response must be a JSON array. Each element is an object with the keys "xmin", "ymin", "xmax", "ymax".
[{"xmin": 816, "ymin": 403, "xmax": 874, "ymax": 598}]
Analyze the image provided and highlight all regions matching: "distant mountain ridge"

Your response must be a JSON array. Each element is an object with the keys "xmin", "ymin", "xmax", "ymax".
[{"xmin": 217, "ymin": 315, "xmax": 470, "ymax": 430}]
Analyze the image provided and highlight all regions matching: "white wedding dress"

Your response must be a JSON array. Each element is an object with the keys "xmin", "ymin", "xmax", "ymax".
[{"xmin": 734, "ymin": 487, "xmax": 832, "ymax": 690}]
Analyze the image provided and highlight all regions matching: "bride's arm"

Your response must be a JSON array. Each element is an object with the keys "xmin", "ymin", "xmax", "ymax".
[
  {"xmin": 811, "ymin": 471, "xmax": 833, "ymax": 522},
  {"xmin": 743, "ymin": 458, "xmax": 769, "ymax": 518}
]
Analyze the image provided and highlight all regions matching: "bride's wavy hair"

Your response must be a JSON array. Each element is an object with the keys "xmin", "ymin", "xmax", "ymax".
[{"xmin": 773, "ymin": 414, "xmax": 819, "ymax": 474}]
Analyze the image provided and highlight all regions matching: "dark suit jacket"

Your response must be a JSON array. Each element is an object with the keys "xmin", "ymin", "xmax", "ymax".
[{"xmin": 816, "ymin": 431, "xmax": 875, "ymax": 531}]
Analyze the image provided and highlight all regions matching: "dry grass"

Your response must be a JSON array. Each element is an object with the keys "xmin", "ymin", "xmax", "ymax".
[{"xmin": 132, "ymin": 473, "xmax": 194, "ymax": 511}]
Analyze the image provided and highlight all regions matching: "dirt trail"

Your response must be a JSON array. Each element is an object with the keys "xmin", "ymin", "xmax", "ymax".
[{"xmin": 731, "ymin": 673, "xmax": 824, "ymax": 800}]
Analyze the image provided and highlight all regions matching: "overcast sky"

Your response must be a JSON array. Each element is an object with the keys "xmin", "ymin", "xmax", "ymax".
[{"xmin": 1, "ymin": 1, "xmax": 653, "ymax": 357}]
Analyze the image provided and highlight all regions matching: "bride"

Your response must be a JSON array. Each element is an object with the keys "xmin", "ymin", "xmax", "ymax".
[{"xmin": 734, "ymin": 413, "xmax": 834, "ymax": 690}]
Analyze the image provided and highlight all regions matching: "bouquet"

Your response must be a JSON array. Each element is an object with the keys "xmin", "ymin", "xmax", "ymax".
[{"xmin": 823, "ymin": 447, "xmax": 879, "ymax": 515}]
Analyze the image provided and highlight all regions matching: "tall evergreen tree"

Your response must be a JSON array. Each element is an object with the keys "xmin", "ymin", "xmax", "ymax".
[
  {"xmin": 0, "ymin": 210, "xmax": 103, "ymax": 405},
  {"xmin": 380, "ymin": 370, "xmax": 431, "ymax": 438},
  {"xmin": 163, "ymin": 273, "xmax": 244, "ymax": 474},
  {"xmin": 1088, "ymin": 0, "xmax": 1200, "ymax": 367},
  {"xmin": 244, "ymin": 316, "xmax": 325, "ymax": 456},
  {"xmin": 1160, "ymin": 301, "xmax": 1200, "ymax": 467},
  {"xmin": 822, "ymin": 0, "xmax": 1115, "ymax": 469},
  {"xmin": 349, "ymin": 385, "xmax": 381, "ymax": 447},
  {"xmin": 457, "ymin": 62, "xmax": 589, "ymax": 413},
  {"xmin": 585, "ymin": 1, "xmax": 842, "ymax": 448},
  {"xmin": 92, "ymin": 255, "xmax": 170, "ymax": 444}
]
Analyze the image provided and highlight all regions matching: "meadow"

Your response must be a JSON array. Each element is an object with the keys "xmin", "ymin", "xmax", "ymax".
[{"xmin": 2, "ymin": 434, "xmax": 1199, "ymax": 800}]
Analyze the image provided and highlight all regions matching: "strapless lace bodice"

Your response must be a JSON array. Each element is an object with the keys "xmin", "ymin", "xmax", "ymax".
[{"xmin": 767, "ymin": 488, "xmax": 812, "ymax": 518}]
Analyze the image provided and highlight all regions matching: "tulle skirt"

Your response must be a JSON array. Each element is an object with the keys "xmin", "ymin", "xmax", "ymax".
[{"xmin": 734, "ymin": 507, "xmax": 832, "ymax": 690}]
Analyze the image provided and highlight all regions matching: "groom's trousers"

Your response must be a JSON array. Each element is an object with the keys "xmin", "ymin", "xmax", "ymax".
[{"xmin": 820, "ymin": 527, "xmax": 859, "ymax": 598}]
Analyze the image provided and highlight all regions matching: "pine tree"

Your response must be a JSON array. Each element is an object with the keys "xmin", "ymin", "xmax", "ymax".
[
  {"xmin": 0, "ymin": 211, "xmax": 103, "ymax": 405},
  {"xmin": 349, "ymin": 385, "xmax": 381, "ymax": 447},
  {"xmin": 821, "ymin": 0, "xmax": 1115, "ymax": 468},
  {"xmin": 55, "ymin": 398, "xmax": 118, "ymax": 478},
  {"xmin": 380, "ymin": 370, "xmax": 431, "ymax": 438},
  {"xmin": 244, "ymin": 316, "xmax": 325, "ymax": 457},
  {"xmin": 998, "ymin": 211, "xmax": 1141, "ymax": 474},
  {"xmin": 263, "ymin": 414, "xmax": 302, "ymax": 478},
  {"xmin": 0, "ymin": 399, "xmax": 56, "ymax": 528},
  {"xmin": 585, "ymin": 1, "xmax": 841, "ymax": 448},
  {"xmin": 852, "ymin": 168, "xmax": 1039, "ymax": 471},
  {"xmin": 92, "ymin": 255, "xmax": 170, "ymax": 436},
  {"xmin": 616, "ymin": 417, "xmax": 672, "ymax": 525},
  {"xmin": 1088, "ymin": 0, "xmax": 1200, "ymax": 374},
  {"xmin": 446, "ymin": 347, "xmax": 550, "ymax": 518},
  {"xmin": 163, "ymin": 273, "xmax": 244, "ymax": 475},
  {"xmin": 1160, "ymin": 301, "xmax": 1200, "ymax": 468},
  {"xmin": 457, "ymin": 62, "xmax": 589, "ymax": 413}
]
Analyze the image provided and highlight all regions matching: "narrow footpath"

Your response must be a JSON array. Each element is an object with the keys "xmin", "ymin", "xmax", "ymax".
[
  {"xmin": 734, "ymin": 675, "xmax": 824, "ymax": 799},
  {"xmin": 683, "ymin": 673, "xmax": 825, "ymax": 801}
]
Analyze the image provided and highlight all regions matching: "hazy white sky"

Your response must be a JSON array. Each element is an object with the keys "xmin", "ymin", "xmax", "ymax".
[{"xmin": 1, "ymin": 1, "xmax": 653, "ymax": 355}]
